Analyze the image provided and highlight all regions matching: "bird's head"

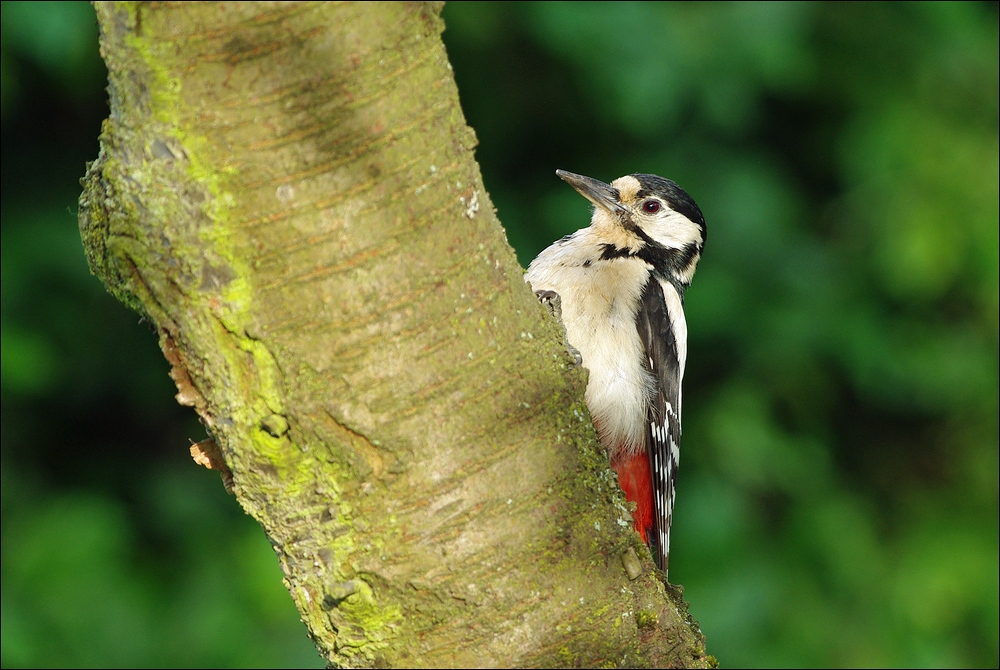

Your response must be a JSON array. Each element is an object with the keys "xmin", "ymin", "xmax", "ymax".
[{"xmin": 557, "ymin": 169, "xmax": 706, "ymax": 285}]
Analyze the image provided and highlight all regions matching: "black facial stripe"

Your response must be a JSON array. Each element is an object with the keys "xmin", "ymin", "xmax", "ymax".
[
  {"xmin": 626, "ymin": 217, "xmax": 700, "ymax": 285},
  {"xmin": 599, "ymin": 243, "xmax": 631, "ymax": 261},
  {"xmin": 637, "ymin": 243, "xmax": 700, "ymax": 292},
  {"xmin": 597, "ymin": 236, "xmax": 701, "ymax": 292},
  {"xmin": 671, "ymin": 241, "xmax": 702, "ymax": 274}
]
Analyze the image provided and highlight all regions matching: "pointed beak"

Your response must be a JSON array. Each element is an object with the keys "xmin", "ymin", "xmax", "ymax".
[{"xmin": 556, "ymin": 169, "xmax": 628, "ymax": 216}]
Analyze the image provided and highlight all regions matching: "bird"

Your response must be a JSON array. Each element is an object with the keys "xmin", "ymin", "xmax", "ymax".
[{"xmin": 525, "ymin": 169, "xmax": 705, "ymax": 577}]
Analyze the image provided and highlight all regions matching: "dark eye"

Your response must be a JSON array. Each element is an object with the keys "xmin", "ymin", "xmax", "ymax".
[{"xmin": 642, "ymin": 200, "xmax": 661, "ymax": 214}]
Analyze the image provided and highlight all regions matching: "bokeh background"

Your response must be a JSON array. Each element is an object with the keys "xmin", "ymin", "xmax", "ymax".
[{"xmin": 2, "ymin": 2, "xmax": 997, "ymax": 667}]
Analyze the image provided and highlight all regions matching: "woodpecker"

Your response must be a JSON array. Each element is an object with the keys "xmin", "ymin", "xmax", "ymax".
[{"xmin": 525, "ymin": 169, "xmax": 705, "ymax": 577}]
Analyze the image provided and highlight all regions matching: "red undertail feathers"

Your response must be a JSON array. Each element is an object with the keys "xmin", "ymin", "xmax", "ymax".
[{"xmin": 611, "ymin": 450, "xmax": 655, "ymax": 544}]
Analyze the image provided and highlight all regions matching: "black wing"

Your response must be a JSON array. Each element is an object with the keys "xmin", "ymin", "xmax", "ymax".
[{"xmin": 635, "ymin": 277, "xmax": 682, "ymax": 576}]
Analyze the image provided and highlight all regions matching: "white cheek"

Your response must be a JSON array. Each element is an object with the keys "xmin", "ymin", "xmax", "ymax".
[{"xmin": 644, "ymin": 210, "xmax": 703, "ymax": 250}]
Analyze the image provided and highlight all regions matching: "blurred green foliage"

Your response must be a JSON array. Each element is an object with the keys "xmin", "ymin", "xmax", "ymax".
[{"xmin": 1, "ymin": 2, "xmax": 996, "ymax": 667}]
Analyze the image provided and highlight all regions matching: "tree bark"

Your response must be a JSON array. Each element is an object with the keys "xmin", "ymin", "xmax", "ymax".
[{"xmin": 79, "ymin": 2, "xmax": 713, "ymax": 667}]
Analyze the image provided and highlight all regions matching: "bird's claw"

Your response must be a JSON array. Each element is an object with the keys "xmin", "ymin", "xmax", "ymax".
[{"xmin": 535, "ymin": 289, "xmax": 583, "ymax": 367}]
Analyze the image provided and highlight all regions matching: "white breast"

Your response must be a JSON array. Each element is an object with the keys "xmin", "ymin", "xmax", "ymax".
[{"xmin": 525, "ymin": 232, "xmax": 655, "ymax": 458}]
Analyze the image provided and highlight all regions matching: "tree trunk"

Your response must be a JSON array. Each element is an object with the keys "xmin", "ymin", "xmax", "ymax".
[{"xmin": 78, "ymin": 2, "xmax": 713, "ymax": 667}]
